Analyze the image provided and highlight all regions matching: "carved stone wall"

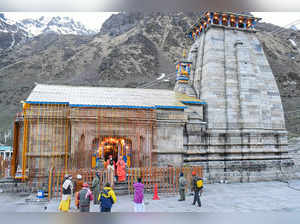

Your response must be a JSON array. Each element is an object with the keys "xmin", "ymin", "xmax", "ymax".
[{"xmin": 182, "ymin": 25, "xmax": 295, "ymax": 183}]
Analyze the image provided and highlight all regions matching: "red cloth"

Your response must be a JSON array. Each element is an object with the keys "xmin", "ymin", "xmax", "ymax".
[
  {"xmin": 116, "ymin": 159, "xmax": 126, "ymax": 182},
  {"xmin": 89, "ymin": 191, "xmax": 94, "ymax": 201}
]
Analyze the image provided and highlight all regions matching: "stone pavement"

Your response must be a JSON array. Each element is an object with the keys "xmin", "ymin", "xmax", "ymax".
[{"xmin": 1, "ymin": 180, "xmax": 300, "ymax": 212}]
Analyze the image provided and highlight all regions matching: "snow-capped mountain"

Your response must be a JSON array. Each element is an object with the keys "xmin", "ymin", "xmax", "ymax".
[
  {"xmin": 0, "ymin": 13, "xmax": 97, "ymax": 51},
  {"xmin": 21, "ymin": 16, "xmax": 97, "ymax": 37}
]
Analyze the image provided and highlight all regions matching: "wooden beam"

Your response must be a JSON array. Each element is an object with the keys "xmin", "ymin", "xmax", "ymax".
[
  {"xmin": 11, "ymin": 121, "xmax": 19, "ymax": 177},
  {"xmin": 21, "ymin": 105, "xmax": 29, "ymax": 181}
]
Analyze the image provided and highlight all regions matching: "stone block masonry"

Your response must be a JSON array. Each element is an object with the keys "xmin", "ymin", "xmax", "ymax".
[{"xmin": 180, "ymin": 19, "xmax": 294, "ymax": 183}]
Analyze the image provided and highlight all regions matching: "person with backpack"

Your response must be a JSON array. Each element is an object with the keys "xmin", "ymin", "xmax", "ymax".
[
  {"xmin": 77, "ymin": 182, "xmax": 94, "ymax": 212},
  {"xmin": 98, "ymin": 182, "xmax": 117, "ymax": 212},
  {"xmin": 59, "ymin": 174, "xmax": 73, "ymax": 212},
  {"xmin": 133, "ymin": 177, "xmax": 145, "ymax": 212},
  {"xmin": 178, "ymin": 172, "xmax": 187, "ymax": 201},
  {"xmin": 191, "ymin": 171, "xmax": 203, "ymax": 207}
]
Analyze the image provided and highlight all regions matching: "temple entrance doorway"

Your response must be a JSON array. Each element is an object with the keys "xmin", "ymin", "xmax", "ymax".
[{"xmin": 92, "ymin": 137, "xmax": 133, "ymax": 168}]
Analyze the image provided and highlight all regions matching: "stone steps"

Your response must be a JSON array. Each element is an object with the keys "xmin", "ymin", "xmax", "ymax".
[{"xmin": 112, "ymin": 181, "xmax": 129, "ymax": 195}]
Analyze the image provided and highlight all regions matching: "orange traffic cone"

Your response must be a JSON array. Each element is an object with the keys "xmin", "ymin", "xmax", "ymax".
[{"xmin": 153, "ymin": 183, "xmax": 160, "ymax": 200}]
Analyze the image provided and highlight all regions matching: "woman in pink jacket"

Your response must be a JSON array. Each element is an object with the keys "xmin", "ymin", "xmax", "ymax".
[{"xmin": 133, "ymin": 177, "xmax": 145, "ymax": 212}]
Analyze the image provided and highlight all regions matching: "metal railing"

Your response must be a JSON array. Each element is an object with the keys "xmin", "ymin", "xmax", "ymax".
[
  {"xmin": 48, "ymin": 166, "xmax": 203, "ymax": 199},
  {"xmin": 127, "ymin": 166, "xmax": 203, "ymax": 195}
]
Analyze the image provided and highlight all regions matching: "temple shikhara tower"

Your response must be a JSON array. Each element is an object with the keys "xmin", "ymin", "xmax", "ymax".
[
  {"xmin": 175, "ymin": 12, "xmax": 294, "ymax": 181},
  {"xmin": 11, "ymin": 12, "xmax": 294, "ymax": 183}
]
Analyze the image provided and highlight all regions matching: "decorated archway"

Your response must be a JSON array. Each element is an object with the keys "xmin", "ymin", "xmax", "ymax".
[{"xmin": 91, "ymin": 136, "xmax": 132, "ymax": 168}]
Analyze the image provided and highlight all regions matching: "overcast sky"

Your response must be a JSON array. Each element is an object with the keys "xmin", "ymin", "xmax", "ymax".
[
  {"xmin": 3, "ymin": 12, "xmax": 300, "ymax": 31},
  {"xmin": 252, "ymin": 12, "xmax": 300, "ymax": 27}
]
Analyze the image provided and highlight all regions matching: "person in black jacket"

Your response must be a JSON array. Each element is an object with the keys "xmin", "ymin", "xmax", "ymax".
[
  {"xmin": 178, "ymin": 172, "xmax": 187, "ymax": 201},
  {"xmin": 191, "ymin": 171, "xmax": 202, "ymax": 207}
]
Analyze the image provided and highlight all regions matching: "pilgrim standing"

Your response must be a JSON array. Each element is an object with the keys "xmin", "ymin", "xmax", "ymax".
[
  {"xmin": 107, "ymin": 159, "xmax": 115, "ymax": 188},
  {"xmin": 116, "ymin": 156, "xmax": 126, "ymax": 182},
  {"xmin": 91, "ymin": 172, "xmax": 101, "ymax": 205},
  {"xmin": 59, "ymin": 174, "xmax": 73, "ymax": 212},
  {"xmin": 133, "ymin": 177, "xmax": 145, "ymax": 212},
  {"xmin": 77, "ymin": 182, "xmax": 94, "ymax": 212}
]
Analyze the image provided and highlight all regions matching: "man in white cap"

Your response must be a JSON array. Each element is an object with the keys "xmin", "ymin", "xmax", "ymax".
[
  {"xmin": 74, "ymin": 174, "xmax": 83, "ymax": 192},
  {"xmin": 74, "ymin": 174, "xmax": 83, "ymax": 209}
]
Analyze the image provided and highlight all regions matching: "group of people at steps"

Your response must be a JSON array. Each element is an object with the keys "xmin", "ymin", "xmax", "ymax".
[
  {"xmin": 59, "ymin": 173, "xmax": 144, "ymax": 212},
  {"xmin": 59, "ymin": 170, "xmax": 203, "ymax": 212}
]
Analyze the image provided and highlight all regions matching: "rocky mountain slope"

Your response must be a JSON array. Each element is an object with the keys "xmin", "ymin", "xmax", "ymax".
[
  {"xmin": 1, "ymin": 12, "xmax": 300, "ymax": 144},
  {"xmin": 255, "ymin": 22, "xmax": 300, "ymax": 134},
  {"xmin": 0, "ymin": 13, "xmax": 29, "ymax": 51}
]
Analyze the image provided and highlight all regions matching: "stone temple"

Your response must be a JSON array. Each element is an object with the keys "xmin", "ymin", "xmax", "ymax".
[
  {"xmin": 11, "ymin": 12, "xmax": 294, "ymax": 183},
  {"xmin": 176, "ymin": 12, "xmax": 294, "ymax": 182}
]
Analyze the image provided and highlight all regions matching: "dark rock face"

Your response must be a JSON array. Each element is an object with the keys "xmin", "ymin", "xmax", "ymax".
[
  {"xmin": 0, "ymin": 32, "xmax": 13, "ymax": 49},
  {"xmin": 0, "ymin": 18, "xmax": 28, "ymax": 52},
  {"xmin": 1, "ymin": 12, "xmax": 300, "ymax": 143},
  {"xmin": 100, "ymin": 12, "xmax": 200, "ymax": 38},
  {"xmin": 255, "ymin": 22, "xmax": 300, "ymax": 134},
  {"xmin": 100, "ymin": 12, "xmax": 145, "ymax": 36}
]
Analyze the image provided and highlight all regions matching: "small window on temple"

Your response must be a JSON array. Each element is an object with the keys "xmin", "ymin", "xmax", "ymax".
[
  {"xmin": 222, "ymin": 16, "xmax": 227, "ymax": 26},
  {"xmin": 247, "ymin": 19, "xmax": 252, "ymax": 28},
  {"xmin": 230, "ymin": 20, "xmax": 235, "ymax": 27},
  {"xmin": 206, "ymin": 12, "xmax": 211, "ymax": 23},
  {"xmin": 230, "ymin": 16, "xmax": 236, "ymax": 27},
  {"xmin": 213, "ymin": 15, "xmax": 219, "ymax": 24},
  {"xmin": 238, "ymin": 17, "xmax": 244, "ymax": 28}
]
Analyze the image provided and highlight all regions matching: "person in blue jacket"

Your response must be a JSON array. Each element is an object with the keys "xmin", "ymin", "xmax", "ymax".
[{"xmin": 98, "ymin": 182, "xmax": 117, "ymax": 212}]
